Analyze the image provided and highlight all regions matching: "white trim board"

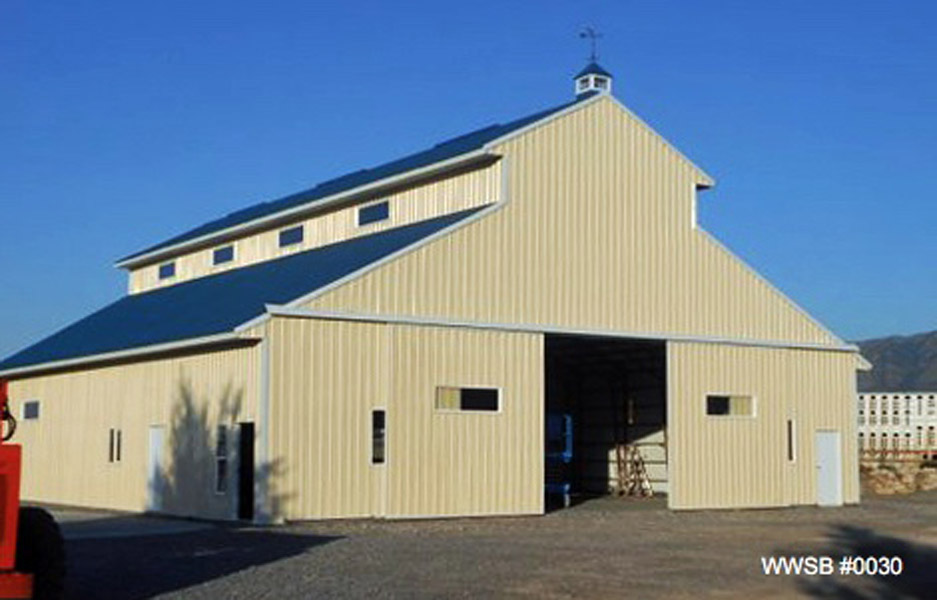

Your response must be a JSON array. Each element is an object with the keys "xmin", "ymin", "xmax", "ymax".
[{"xmin": 263, "ymin": 306, "xmax": 862, "ymax": 354}]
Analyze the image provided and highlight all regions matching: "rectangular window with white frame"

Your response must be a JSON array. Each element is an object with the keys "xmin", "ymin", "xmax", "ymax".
[
  {"xmin": 435, "ymin": 387, "xmax": 500, "ymax": 413},
  {"xmin": 705, "ymin": 394, "xmax": 755, "ymax": 418}
]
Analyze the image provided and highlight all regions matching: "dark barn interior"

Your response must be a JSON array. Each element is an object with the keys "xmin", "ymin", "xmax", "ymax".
[{"xmin": 545, "ymin": 335, "xmax": 667, "ymax": 507}]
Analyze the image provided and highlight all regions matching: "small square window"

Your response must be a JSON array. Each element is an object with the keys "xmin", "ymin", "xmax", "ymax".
[
  {"xmin": 213, "ymin": 245, "xmax": 234, "ymax": 265},
  {"xmin": 358, "ymin": 201, "xmax": 390, "ymax": 226},
  {"xmin": 435, "ymin": 387, "xmax": 499, "ymax": 412},
  {"xmin": 158, "ymin": 262, "xmax": 176, "ymax": 280},
  {"xmin": 706, "ymin": 395, "xmax": 754, "ymax": 417},
  {"xmin": 279, "ymin": 225, "xmax": 304, "ymax": 248},
  {"xmin": 23, "ymin": 401, "xmax": 39, "ymax": 420}
]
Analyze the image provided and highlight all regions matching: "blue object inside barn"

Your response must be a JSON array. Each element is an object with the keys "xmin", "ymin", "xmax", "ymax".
[{"xmin": 545, "ymin": 413, "xmax": 573, "ymax": 508}]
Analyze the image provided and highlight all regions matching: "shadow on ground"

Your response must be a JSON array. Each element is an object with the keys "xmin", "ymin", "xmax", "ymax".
[
  {"xmin": 797, "ymin": 524, "xmax": 937, "ymax": 599},
  {"xmin": 65, "ymin": 521, "xmax": 339, "ymax": 599}
]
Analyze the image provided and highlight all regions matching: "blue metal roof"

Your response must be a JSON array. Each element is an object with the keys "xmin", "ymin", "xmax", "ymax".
[
  {"xmin": 574, "ymin": 62, "xmax": 612, "ymax": 79},
  {"xmin": 1, "ymin": 208, "xmax": 485, "ymax": 372},
  {"xmin": 119, "ymin": 95, "xmax": 595, "ymax": 263}
]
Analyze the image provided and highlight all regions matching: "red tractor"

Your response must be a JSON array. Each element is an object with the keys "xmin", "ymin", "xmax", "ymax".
[{"xmin": 0, "ymin": 380, "xmax": 65, "ymax": 600}]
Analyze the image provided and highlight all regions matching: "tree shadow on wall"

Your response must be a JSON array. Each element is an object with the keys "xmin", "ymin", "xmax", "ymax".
[
  {"xmin": 149, "ymin": 379, "xmax": 290, "ymax": 522},
  {"xmin": 797, "ymin": 524, "xmax": 937, "ymax": 599}
]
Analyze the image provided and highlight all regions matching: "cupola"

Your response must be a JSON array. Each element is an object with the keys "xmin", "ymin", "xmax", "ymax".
[{"xmin": 574, "ymin": 62, "xmax": 613, "ymax": 97}]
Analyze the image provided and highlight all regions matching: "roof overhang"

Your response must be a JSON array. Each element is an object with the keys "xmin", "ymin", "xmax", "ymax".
[{"xmin": 0, "ymin": 332, "xmax": 255, "ymax": 379}]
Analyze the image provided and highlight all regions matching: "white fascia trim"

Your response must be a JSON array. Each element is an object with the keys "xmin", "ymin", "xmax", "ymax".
[
  {"xmin": 263, "ymin": 306, "xmax": 862, "ymax": 354},
  {"xmin": 283, "ymin": 198, "xmax": 508, "ymax": 310},
  {"xmin": 0, "ymin": 332, "xmax": 253, "ymax": 378},
  {"xmin": 695, "ymin": 227, "xmax": 851, "ymax": 350},
  {"xmin": 115, "ymin": 149, "xmax": 496, "ymax": 270}
]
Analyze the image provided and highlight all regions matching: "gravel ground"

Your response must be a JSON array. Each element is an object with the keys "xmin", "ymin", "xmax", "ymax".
[{"xmin": 56, "ymin": 492, "xmax": 937, "ymax": 599}]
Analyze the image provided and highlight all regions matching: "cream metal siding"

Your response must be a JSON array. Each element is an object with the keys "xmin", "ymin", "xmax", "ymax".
[
  {"xmin": 129, "ymin": 162, "xmax": 502, "ymax": 294},
  {"xmin": 307, "ymin": 96, "xmax": 841, "ymax": 348},
  {"xmin": 8, "ymin": 345, "xmax": 260, "ymax": 519},
  {"xmin": 266, "ymin": 316, "xmax": 543, "ymax": 520},
  {"xmin": 667, "ymin": 342, "xmax": 859, "ymax": 509}
]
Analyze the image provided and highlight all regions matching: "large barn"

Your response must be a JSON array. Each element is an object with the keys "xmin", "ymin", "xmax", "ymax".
[{"xmin": 1, "ymin": 64, "xmax": 865, "ymax": 522}]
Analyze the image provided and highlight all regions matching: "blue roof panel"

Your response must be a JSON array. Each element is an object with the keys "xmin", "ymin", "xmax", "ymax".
[
  {"xmin": 1, "ymin": 208, "xmax": 485, "ymax": 372},
  {"xmin": 119, "ymin": 95, "xmax": 595, "ymax": 263}
]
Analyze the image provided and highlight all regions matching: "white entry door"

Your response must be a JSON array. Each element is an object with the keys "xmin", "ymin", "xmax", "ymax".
[
  {"xmin": 815, "ymin": 430, "xmax": 843, "ymax": 506},
  {"xmin": 147, "ymin": 425, "xmax": 166, "ymax": 511}
]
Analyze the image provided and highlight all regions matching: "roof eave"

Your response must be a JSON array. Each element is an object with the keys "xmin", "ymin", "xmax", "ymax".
[{"xmin": 0, "ymin": 332, "xmax": 255, "ymax": 379}]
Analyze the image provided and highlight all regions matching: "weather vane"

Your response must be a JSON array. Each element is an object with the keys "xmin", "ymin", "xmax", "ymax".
[{"xmin": 579, "ymin": 26, "xmax": 602, "ymax": 63}]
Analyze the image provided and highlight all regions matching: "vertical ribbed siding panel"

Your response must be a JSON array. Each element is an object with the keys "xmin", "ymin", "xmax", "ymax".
[
  {"xmin": 9, "ymin": 345, "xmax": 260, "ymax": 519},
  {"xmin": 387, "ymin": 325, "xmax": 544, "ymax": 518},
  {"xmin": 267, "ymin": 317, "xmax": 388, "ymax": 520},
  {"xmin": 267, "ymin": 317, "xmax": 543, "ymax": 519},
  {"xmin": 668, "ymin": 342, "xmax": 858, "ymax": 509},
  {"xmin": 129, "ymin": 162, "xmax": 501, "ymax": 294},
  {"xmin": 307, "ymin": 97, "xmax": 841, "ymax": 348}
]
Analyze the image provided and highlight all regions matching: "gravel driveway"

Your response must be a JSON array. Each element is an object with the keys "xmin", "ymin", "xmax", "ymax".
[{"xmin": 54, "ymin": 491, "xmax": 937, "ymax": 599}]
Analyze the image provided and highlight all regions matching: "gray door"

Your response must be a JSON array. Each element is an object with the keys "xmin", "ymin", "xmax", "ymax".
[
  {"xmin": 147, "ymin": 425, "xmax": 166, "ymax": 511},
  {"xmin": 815, "ymin": 430, "xmax": 843, "ymax": 506}
]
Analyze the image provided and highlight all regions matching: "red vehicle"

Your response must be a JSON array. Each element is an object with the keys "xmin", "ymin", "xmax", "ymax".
[{"xmin": 0, "ymin": 380, "xmax": 65, "ymax": 600}]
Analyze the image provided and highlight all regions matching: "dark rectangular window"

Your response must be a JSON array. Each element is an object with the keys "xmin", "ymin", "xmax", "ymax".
[
  {"xmin": 358, "ymin": 201, "xmax": 390, "ymax": 226},
  {"xmin": 436, "ymin": 387, "xmax": 500, "ymax": 412},
  {"xmin": 213, "ymin": 245, "xmax": 234, "ymax": 265},
  {"xmin": 23, "ymin": 401, "xmax": 39, "ymax": 420},
  {"xmin": 372, "ymin": 410, "xmax": 386, "ymax": 465},
  {"xmin": 279, "ymin": 225, "xmax": 304, "ymax": 247},
  {"xmin": 706, "ymin": 396, "xmax": 730, "ymax": 416},
  {"xmin": 158, "ymin": 262, "xmax": 176, "ymax": 280},
  {"xmin": 216, "ymin": 425, "xmax": 228, "ymax": 493},
  {"xmin": 787, "ymin": 419, "xmax": 796, "ymax": 462}
]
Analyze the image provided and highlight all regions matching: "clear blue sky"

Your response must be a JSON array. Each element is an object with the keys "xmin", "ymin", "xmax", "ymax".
[{"xmin": 2, "ymin": 0, "xmax": 935, "ymax": 359}]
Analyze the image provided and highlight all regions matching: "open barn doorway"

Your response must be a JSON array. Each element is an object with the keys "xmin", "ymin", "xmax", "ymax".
[{"xmin": 545, "ymin": 335, "xmax": 667, "ymax": 509}]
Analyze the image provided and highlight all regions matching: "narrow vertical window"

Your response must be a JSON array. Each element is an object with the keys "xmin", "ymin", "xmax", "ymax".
[
  {"xmin": 108, "ymin": 428, "xmax": 122, "ymax": 463},
  {"xmin": 215, "ymin": 425, "xmax": 228, "ymax": 493},
  {"xmin": 372, "ymin": 410, "xmax": 386, "ymax": 465},
  {"xmin": 786, "ymin": 419, "xmax": 796, "ymax": 462}
]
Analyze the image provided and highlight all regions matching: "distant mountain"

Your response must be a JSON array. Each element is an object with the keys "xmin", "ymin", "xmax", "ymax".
[{"xmin": 856, "ymin": 330, "xmax": 937, "ymax": 392}]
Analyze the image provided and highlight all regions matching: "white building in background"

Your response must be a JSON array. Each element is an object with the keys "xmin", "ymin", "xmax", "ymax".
[{"xmin": 858, "ymin": 392, "xmax": 937, "ymax": 458}]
